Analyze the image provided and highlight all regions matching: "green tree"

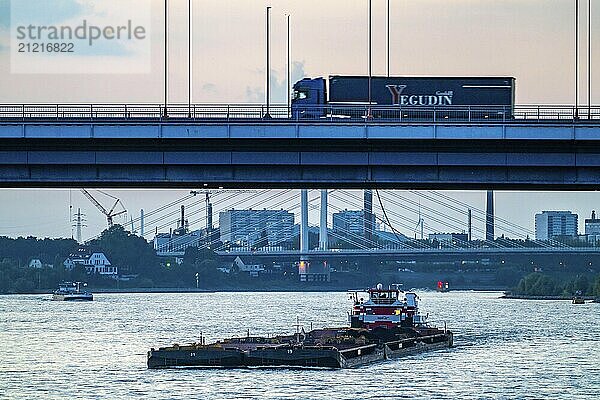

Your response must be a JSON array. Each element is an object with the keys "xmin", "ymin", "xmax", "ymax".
[
  {"xmin": 495, "ymin": 267, "xmax": 525, "ymax": 287},
  {"xmin": 563, "ymin": 275, "xmax": 592, "ymax": 296},
  {"xmin": 87, "ymin": 225, "xmax": 157, "ymax": 275},
  {"xmin": 515, "ymin": 273, "xmax": 559, "ymax": 296},
  {"xmin": 592, "ymin": 275, "xmax": 600, "ymax": 297}
]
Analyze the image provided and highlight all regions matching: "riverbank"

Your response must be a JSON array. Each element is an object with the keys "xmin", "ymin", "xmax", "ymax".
[
  {"xmin": 1, "ymin": 287, "xmax": 344, "ymax": 295},
  {"xmin": 502, "ymin": 293, "xmax": 598, "ymax": 301},
  {"xmin": 0, "ymin": 284, "xmax": 511, "ymax": 295}
]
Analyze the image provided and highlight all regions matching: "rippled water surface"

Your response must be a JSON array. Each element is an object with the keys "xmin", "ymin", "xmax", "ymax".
[{"xmin": 1, "ymin": 291, "xmax": 599, "ymax": 399}]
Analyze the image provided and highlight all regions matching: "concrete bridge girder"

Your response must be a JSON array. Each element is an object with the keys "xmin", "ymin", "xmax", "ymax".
[{"xmin": 1, "ymin": 122, "xmax": 600, "ymax": 188}]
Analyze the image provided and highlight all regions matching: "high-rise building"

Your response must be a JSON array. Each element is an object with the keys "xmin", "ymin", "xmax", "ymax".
[
  {"xmin": 535, "ymin": 211, "xmax": 578, "ymax": 240},
  {"xmin": 219, "ymin": 209, "xmax": 295, "ymax": 247},
  {"xmin": 333, "ymin": 210, "xmax": 367, "ymax": 236}
]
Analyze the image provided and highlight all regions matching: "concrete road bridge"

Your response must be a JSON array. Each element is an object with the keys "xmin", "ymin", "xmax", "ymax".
[{"xmin": 1, "ymin": 104, "xmax": 599, "ymax": 189}]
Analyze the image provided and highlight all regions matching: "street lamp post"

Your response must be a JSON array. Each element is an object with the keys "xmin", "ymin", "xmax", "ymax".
[
  {"xmin": 576, "ymin": 0, "xmax": 580, "ymax": 119},
  {"xmin": 387, "ymin": 0, "xmax": 390, "ymax": 77},
  {"xmin": 188, "ymin": 0, "xmax": 192, "ymax": 118},
  {"xmin": 588, "ymin": 0, "xmax": 592, "ymax": 119},
  {"xmin": 287, "ymin": 14, "xmax": 291, "ymax": 117},
  {"xmin": 265, "ymin": 6, "xmax": 272, "ymax": 119},
  {"xmin": 164, "ymin": 0, "xmax": 168, "ymax": 118},
  {"xmin": 368, "ymin": 0, "xmax": 373, "ymax": 118}
]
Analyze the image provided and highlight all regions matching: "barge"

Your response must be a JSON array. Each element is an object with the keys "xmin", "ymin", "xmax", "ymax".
[{"xmin": 147, "ymin": 284, "xmax": 453, "ymax": 369}]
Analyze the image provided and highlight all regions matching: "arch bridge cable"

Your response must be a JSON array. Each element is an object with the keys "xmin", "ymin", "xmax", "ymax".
[
  {"xmin": 154, "ymin": 190, "xmax": 296, "ymax": 252},
  {"xmin": 375, "ymin": 190, "xmax": 514, "ymax": 249},
  {"xmin": 330, "ymin": 190, "xmax": 430, "ymax": 249},
  {"xmin": 333, "ymin": 190, "xmax": 477, "ymax": 250},
  {"xmin": 417, "ymin": 190, "xmax": 570, "ymax": 249},
  {"xmin": 167, "ymin": 190, "xmax": 299, "ymax": 253}
]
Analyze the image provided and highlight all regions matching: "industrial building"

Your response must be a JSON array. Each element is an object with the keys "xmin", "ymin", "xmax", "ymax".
[
  {"xmin": 535, "ymin": 211, "xmax": 578, "ymax": 240},
  {"xmin": 219, "ymin": 209, "xmax": 295, "ymax": 247},
  {"xmin": 153, "ymin": 205, "xmax": 205, "ymax": 256},
  {"xmin": 584, "ymin": 211, "xmax": 600, "ymax": 243},
  {"xmin": 584, "ymin": 211, "xmax": 600, "ymax": 235},
  {"xmin": 153, "ymin": 230, "xmax": 202, "ymax": 254}
]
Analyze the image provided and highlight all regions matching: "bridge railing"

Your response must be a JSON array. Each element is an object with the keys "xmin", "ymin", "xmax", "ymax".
[{"xmin": 0, "ymin": 103, "xmax": 598, "ymax": 122}]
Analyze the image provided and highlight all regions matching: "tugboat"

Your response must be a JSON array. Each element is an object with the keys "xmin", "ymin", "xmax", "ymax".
[
  {"xmin": 147, "ymin": 284, "xmax": 452, "ymax": 369},
  {"xmin": 52, "ymin": 282, "xmax": 93, "ymax": 301},
  {"xmin": 348, "ymin": 283, "xmax": 429, "ymax": 329}
]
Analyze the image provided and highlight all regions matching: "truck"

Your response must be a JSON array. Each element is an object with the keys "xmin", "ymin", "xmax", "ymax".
[{"xmin": 291, "ymin": 75, "xmax": 515, "ymax": 120}]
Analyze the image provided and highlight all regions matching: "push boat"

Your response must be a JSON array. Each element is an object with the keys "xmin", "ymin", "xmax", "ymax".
[
  {"xmin": 147, "ymin": 284, "xmax": 453, "ymax": 369},
  {"xmin": 52, "ymin": 282, "xmax": 93, "ymax": 301}
]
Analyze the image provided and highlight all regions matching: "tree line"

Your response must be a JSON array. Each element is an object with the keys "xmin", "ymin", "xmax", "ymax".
[{"xmin": 513, "ymin": 272, "xmax": 600, "ymax": 297}]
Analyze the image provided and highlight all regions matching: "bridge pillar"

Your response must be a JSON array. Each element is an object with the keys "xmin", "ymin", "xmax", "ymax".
[
  {"xmin": 486, "ymin": 191, "xmax": 495, "ymax": 241},
  {"xmin": 298, "ymin": 189, "xmax": 330, "ymax": 283},
  {"xmin": 319, "ymin": 190, "xmax": 328, "ymax": 251},
  {"xmin": 468, "ymin": 208, "xmax": 472, "ymax": 242},
  {"xmin": 300, "ymin": 189, "xmax": 309, "ymax": 255},
  {"xmin": 364, "ymin": 190, "xmax": 374, "ymax": 244}
]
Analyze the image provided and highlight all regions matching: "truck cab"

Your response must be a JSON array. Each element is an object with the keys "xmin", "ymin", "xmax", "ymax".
[{"xmin": 291, "ymin": 77, "xmax": 326, "ymax": 119}]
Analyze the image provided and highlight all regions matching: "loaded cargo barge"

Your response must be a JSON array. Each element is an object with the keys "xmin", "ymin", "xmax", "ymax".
[{"xmin": 147, "ymin": 285, "xmax": 453, "ymax": 369}]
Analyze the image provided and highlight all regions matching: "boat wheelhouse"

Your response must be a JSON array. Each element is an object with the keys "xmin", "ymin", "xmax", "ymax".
[{"xmin": 348, "ymin": 283, "xmax": 426, "ymax": 329}]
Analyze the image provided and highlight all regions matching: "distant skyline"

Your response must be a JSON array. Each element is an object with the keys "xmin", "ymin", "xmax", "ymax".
[{"xmin": 0, "ymin": 189, "xmax": 598, "ymax": 242}]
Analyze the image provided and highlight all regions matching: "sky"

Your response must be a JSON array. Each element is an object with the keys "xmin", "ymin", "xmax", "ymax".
[
  {"xmin": 0, "ymin": 1, "xmax": 599, "ymax": 240},
  {"xmin": 0, "ymin": 0, "xmax": 598, "ymax": 104}
]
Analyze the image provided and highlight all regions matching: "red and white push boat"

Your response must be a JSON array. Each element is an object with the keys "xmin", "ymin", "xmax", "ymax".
[{"xmin": 348, "ymin": 283, "xmax": 428, "ymax": 329}]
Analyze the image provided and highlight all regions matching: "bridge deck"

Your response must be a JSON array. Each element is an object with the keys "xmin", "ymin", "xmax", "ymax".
[
  {"xmin": 1, "ymin": 104, "xmax": 600, "ymax": 189},
  {"xmin": 1, "ymin": 120, "xmax": 600, "ymax": 141}
]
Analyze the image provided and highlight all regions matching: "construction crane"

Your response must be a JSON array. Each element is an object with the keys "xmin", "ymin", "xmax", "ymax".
[{"xmin": 80, "ymin": 189, "xmax": 127, "ymax": 228}]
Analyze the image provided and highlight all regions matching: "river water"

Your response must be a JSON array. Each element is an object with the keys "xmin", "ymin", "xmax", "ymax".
[{"xmin": 0, "ymin": 291, "xmax": 598, "ymax": 399}]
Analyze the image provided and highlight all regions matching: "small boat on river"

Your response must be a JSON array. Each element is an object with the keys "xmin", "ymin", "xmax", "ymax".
[
  {"xmin": 52, "ymin": 282, "xmax": 93, "ymax": 301},
  {"xmin": 147, "ymin": 284, "xmax": 453, "ymax": 369},
  {"xmin": 572, "ymin": 291, "xmax": 585, "ymax": 304}
]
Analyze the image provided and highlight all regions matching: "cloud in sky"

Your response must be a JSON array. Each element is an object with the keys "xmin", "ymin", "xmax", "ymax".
[
  {"xmin": 0, "ymin": 0, "xmax": 9, "ymax": 28},
  {"xmin": 7, "ymin": 0, "xmax": 152, "ymax": 73},
  {"xmin": 0, "ymin": 0, "xmax": 598, "ymax": 103},
  {"xmin": 245, "ymin": 61, "xmax": 306, "ymax": 103},
  {"xmin": 9, "ymin": 0, "xmax": 84, "ymax": 26}
]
